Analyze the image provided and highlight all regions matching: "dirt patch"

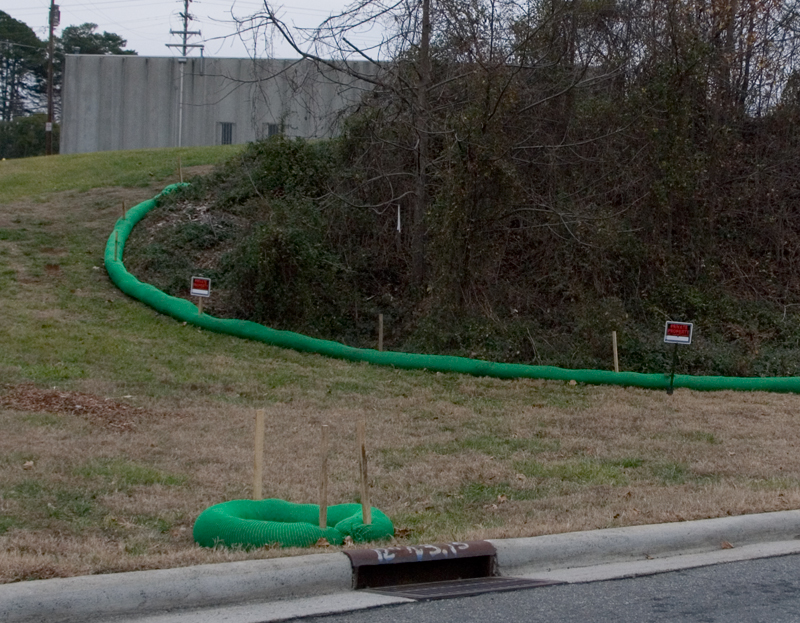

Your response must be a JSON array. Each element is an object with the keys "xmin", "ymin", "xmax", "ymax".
[
  {"xmin": 182, "ymin": 165, "xmax": 216, "ymax": 178},
  {"xmin": 0, "ymin": 385, "xmax": 163, "ymax": 432}
]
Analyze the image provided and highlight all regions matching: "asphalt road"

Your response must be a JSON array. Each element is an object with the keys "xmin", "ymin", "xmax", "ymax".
[{"xmin": 294, "ymin": 554, "xmax": 800, "ymax": 623}]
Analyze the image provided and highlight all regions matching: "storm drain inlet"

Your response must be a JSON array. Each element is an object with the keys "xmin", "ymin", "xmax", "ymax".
[
  {"xmin": 366, "ymin": 576, "xmax": 562, "ymax": 601},
  {"xmin": 345, "ymin": 541, "xmax": 562, "ymax": 600}
]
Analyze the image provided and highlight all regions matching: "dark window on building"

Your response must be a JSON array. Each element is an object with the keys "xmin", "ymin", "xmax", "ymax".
[
  {"xmin": 219, "ymin": 122, "xmax": 234, "ymax": 145},
  {"xmin": 267, "ymin": 123, "xmax": 280, "ymax": 138}
]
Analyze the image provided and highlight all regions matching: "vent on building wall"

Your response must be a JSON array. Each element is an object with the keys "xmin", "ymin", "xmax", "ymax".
[
  {"xmin": 219, "ymin": 122, "xmax": 235, "ymax": 145},
  {"xmin": 264, "ymin": 123, "xmax": 281, "ymax": 138}
]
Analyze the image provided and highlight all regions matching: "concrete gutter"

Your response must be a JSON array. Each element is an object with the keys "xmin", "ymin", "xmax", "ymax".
[{"xmin": 3, "ymin": 510, "xmax": 800, "ymax": 623}]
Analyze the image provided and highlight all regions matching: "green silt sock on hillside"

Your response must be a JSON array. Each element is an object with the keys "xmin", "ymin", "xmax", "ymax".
[{"xmin": 104, "ymin": 185, "xmax": 800, "ymax": 394}]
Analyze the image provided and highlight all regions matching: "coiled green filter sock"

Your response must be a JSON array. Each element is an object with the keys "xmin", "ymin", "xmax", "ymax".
[{"xmin": 193, "ymin": 499, "xmax": 394, "ymax": 548}]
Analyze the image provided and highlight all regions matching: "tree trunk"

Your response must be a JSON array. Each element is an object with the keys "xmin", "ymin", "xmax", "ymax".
[{"xmin": 412, "ymin": 0, "xmax": 431, "ymax": 288}]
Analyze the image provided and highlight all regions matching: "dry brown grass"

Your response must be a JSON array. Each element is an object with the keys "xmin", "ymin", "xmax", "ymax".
[
  {"xmin": 2, "ymin": 163, "xmax": 800, "ymax": 583},
  {"xmin": 3, "ymin": 377, "xmax": 800, "ymax": 583}
]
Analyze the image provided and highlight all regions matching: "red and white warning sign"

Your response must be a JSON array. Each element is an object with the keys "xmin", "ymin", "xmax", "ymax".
[
  {"xmin": 190, "ymin": 276, "xmax": 211, "ymax": 298},
  {"xmin": 664, "ymin": 321, "xmax": 693, "ymax": 345}
]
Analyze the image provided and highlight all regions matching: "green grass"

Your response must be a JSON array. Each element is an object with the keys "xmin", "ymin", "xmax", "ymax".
[
  {"xmin": 647, "ymin": 461, "xmax": 718, "ymax": 485},
  {"xmin": 459, "ymin": 482, "xmax": 544, "ymax": 504},
  {"xmin": 0, "ymin": 205, "xmax": 307, "ymax": 391},
  {"xmin": 74, "ymin": 459, "xmax": 188, "ymax": 488},
  {"xmin": 379, "ymin": 434, "xmax": 560, "ymax": 471},
  {"xmin": 513, "ymin": 458, "xmax": 631, "ymax": 486},
  {"xmin": 0, "ymin": 145, "xmax": 241, "ymax": 203},
  {"xmin": 0, "ymin": 451, "xmax": 39, "ymax": 466},
  {"xmin": 0, "ymin": 516, "xmax": 20, "ymax": 535},
  {"xmin": 2, "ymin": 480, "xmax": 98, "ymax": 531},
  {"xmin": 132, "ymin": 515, "xmax": 174, "ymax": 534},
  {"xmin": 608, "ymin": 457, "xmax": 646, "ymax": 469},
  {"xmin": 20, "ymin": 412, "xmax": 64, "ymax": 427},
  {"xmin": 0, "ymin": 458, "xmax": 188, "ymax": 538},
  {"xmin": 0, "ymin": 228, "xmax": 28, "ymax": 241},
  {"xmin": 459, "ymin": 434, "xmax": 559, "ymax": 457},
  {"xmin": 746, "ymin": 477, "xmax": 800, "ymax": 490},
  {"xmin": 679, "ymin": 430, "xmax": 720, "ymax": 444}
]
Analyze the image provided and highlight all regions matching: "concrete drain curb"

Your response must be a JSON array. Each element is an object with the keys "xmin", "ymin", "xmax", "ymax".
[
  {"xmin": 489, "ymin": 509, "xmax": 800, "ymax": 576},
  {"xmin": 2, "ymin": 510, "xmax": 800, "ymax": 623}
]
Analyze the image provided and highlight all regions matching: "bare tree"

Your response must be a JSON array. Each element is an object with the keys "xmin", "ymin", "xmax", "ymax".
[
  {"xmin": 236, "ymin": 1, "xmax": 623, "ymax": 295},
  {"xmin": 236, "ymin": 0, "xmax": 435, "ymax": 285}
]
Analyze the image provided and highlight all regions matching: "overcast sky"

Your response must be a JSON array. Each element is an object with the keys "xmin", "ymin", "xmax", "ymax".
[{"xmin": 4, "ymin": 0, "xmax": 350, "ymax": 58}]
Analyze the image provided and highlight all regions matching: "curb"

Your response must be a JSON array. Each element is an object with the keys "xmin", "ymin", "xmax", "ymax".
[
  {"xmin": 489, "ymin": 509, "xmax": 800, "ymax": 575},
  {"xmin": 0, "ymin": 553, "xmax": 351, "ymax": 623},
  {"xmin": 2, "ymin": 510, "xmax": 800, "ymax": 623}
]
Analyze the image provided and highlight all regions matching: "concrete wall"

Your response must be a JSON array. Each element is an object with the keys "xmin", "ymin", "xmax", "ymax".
[{"xmin": 60, "ymin": 56, "xmax": 374, "ymax": 154}]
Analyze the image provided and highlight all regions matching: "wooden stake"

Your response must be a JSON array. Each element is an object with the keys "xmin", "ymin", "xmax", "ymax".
[
  {"xmin": 178, "ymin": 155, "xmax": 183, "ymax": 183},
  {"xmin": 378, "ymin": 314, "xmax": 384, "ymax": 352},
  {"xmin": 319, "ymin": 424, "xmax": 329, "ymax": 529},
  {"xmin": 357, "ymin": 420, "xmax": 371, "ymax": 525},
  {"xmin": 122, "ymin": 201, "xmax": 126, "ymax": 220},
  {"xmin": 253, "ymin": 409, "xmax": 265, "ymax": 500},
  {"xmin": 612, "ymin": 331, "xmax": 619, "ymax": 373}
]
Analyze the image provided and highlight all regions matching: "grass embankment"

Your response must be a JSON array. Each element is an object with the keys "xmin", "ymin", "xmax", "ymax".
[
  {"xmin": 1, "ymin": 146, "xmax": 800, "ymax": 583},
  {"xmin": 0, "ymin": 145, "xmax": 239, "ymax": 204}
]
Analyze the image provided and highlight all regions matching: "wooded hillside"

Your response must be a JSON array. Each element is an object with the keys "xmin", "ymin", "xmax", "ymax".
[{"xmin": 128, "ymin": 1, "xmax": 800, "ymax": 376}]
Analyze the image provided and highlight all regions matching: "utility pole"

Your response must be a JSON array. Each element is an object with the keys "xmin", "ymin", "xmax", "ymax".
[
  {"xmin": 169, "ymin": 0, "xmax": 201, "ymax": 58},
  {"xmin": 166, "ymin": 0, "xmax": 203, "ymax": 148},
  {"xmin": 45, "ymin": 0, "xmax": 60, "ymax": 155}
]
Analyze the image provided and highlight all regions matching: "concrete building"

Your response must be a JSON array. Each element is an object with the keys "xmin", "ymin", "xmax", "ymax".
[{"xmin": 60, "ymin": 55, "xmax": 375, "ymax": 154}]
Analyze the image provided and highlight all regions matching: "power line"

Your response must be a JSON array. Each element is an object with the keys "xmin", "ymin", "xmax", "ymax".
[{"xmin": 0, "ymin": 39, "xmax": 45, "ymax": 51}]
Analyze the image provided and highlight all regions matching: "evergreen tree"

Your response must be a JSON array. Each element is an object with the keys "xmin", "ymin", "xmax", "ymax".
[
  {"xmin": 0, "ymin": 11, "xmax": 45, "ymax": 122},
  {"xmin": 59, "ymin": 23, "xmax": 137, "ymax": 56}
]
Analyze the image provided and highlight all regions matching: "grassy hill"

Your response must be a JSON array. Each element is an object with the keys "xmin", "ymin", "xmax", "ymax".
[{"xmin": 1, "ymin": 146, "xmax": 800, "ymax": 583}]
